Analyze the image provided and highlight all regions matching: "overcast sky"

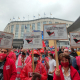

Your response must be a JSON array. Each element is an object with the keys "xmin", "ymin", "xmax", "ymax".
[{"xmin": 0, "ymin": 0, "xmax": 80, "ymax": 31}]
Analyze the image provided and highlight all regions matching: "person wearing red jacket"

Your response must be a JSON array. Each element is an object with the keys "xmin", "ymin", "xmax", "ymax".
[
  {"xmin": 40, "ymin": 49, "xmax": 49, "ymax": 73},
  {"xmin": 16, "ymin": 49, "xmax": 29, "ymax": 80},
  {"xmin": 0, "ymin": 49, "xmax": 17, "ymax": 80},
  {"xmin": 72, "ymin": 56, "xmax": 80, "ymax": 75},
  {"xmin": 8, "ymin": 49, "xmax": 16, "ymax": 63},
  {"xmin": 53, "ymin": 53, "xmax": 80, "ymax": 80},
  {"xmin": 20, "ymin": 50, "xmax": 47, "ymax": 80}
]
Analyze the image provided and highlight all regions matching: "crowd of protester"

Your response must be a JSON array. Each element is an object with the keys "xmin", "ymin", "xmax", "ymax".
[{"xmin": 0, "ymin": 46, "xmax": 80, "ymax": 80}]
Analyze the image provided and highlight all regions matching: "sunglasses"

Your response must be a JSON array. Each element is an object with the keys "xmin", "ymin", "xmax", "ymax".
[{"xmin": 1, "ymin": 51, "xmax": 7, "ymax": 53}]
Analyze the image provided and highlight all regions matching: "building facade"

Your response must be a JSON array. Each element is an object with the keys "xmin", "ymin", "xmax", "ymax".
[{"xmin": 4, "ymin": 17, "xmax": 73, "ymax": 48}]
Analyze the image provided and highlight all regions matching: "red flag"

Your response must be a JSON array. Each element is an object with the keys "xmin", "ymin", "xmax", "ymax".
[{"xmin": 42, "ymin": 41, "xmax": 46, "ymax": 47}]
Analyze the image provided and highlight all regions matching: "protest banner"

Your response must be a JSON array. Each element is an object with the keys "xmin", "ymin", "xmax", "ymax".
[
  {"xmin": 43, "ymin": 23, "xmax": 68, "ymax": 70},
  {"xmin": 23, "ymin": 32, "xmax": 42, "ymax": 71},
  {"xmin": 23, "ymin": 32, "xmax": 42, "ymax": 49},
  {"xmin": 43, "ymin": 23, "xmax": 68, "ymax": 40},
  {"xmin": 70, "ymin": 32, "xmax": 80, "ymax": 48},
  {"xmin": 0, "ymin": 31, "xmax": 14, "ymax": 49}
]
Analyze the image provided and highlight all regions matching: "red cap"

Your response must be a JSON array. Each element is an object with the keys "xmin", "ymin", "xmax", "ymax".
[
  {"xmin": 40, "ymin": 49, "xmax": 44, "ymax": 53},
  {"xmin": 48, "ymin": 51, "xmax": 51, "ymax": 53},
  {"xmin": 30, "ymin": 50, "xmax": 40, "ymax": 55}
]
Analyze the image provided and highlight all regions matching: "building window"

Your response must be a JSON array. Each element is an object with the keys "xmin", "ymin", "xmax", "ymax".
[
  {"xmin": 43, "ymin": 21, "xmax": 46, "ymax": 24},
  {"xmin": 21, "ymin": 25, "xmax": 25, "ymax": 38},
  {"xmin": 11, "ymin": 25, "xmax": 14, "ymax": 33},
  {"xmin": 15, "ymin": 25, "xmax": 19, "ymax": 38},
  {"xmin": 66, "ymin": 24, "xmax": 68, "ymax": 26},
  {"xmin": 55, "ymin": 22, "xmax": 59, "ymax": 24},
  {"xmin": 37, "ymin": 22, "xmax": 41, "ymax": 30},
  {"xmin": 49, "ymin": 21, "xmax": 52, "ymax": 24},
  {"xmin": 32, "ymin": 23, "xmax": 35, "ymax": 31},
  {"xmin": 27, "ymin": 24, "xmax": 30, "ymax": 32}
]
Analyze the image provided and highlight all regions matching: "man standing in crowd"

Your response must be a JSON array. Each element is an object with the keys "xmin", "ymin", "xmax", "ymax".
[
  {"xmin": 68, "ymin": 47, "xmax": 71, "ymax": 54},
  {"xmin": 64, "ymin": 49, "xmax": 75, "ymax": 64},
  {"xmin": 70, "ymin": 48, "xmax": 78, "ymax": 57},
  {"xmin": 40, "ymin": 49, "xmax": 49, "ymax": 73},
  {"xmin": 72, "ymin": 56, "xmax": 80, "ymax": 75},
  {"xmin": 58, "ymin": 46, "xmax": 64, "ymax": 56},
  {"xmin": 0, "ymin": 49, "xmax": 17, "ymax": 80},
  {"xmin": 20, "ymin": 50, "xmax": 47, "ymax": 80},
  {"xmin": 16, "ymin": 49, "xmax": 30, "ymax": 80}
]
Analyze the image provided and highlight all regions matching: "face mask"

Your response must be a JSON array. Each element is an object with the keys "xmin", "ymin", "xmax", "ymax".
[
  {"xmin": 74, "ymin": 49, "xmax": 76, "ymax": 51},
  {"xmin": 61, "ymin": 62, "xmax": 69, "ymax": 68},
  {"xmin": 48, "ymin": 57, "xmax": 51, "ymax": 60},
  {"xmin": 0, "ymin": 53, "xmax": 7, "ymax": 60},
  {"xmin": 22, "ymin": 52, "xmax": 26, "ymax": 57},
  {"xmin": 42, "ymin": 54, "xmax": 45, "ymax": 59},
  {"xmin": 69, "ymin": 50, "xmax": 71, "ymax": 52},
  {"xmin": 34, "ymin": 57, "xmax": 38, "ymax": 62}
]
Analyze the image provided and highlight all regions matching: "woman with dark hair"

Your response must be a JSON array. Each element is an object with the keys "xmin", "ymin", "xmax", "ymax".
[
  {"xmin": 70, "ymin": 48, "xmax": 78, "ymax": 57},
  {"xmin": 53, "ymin": 53, "xmax": 80, "ymax": 80},
  {"xmin": 48, "ymin": 53, "xmax": 56, "ymax": 80}
]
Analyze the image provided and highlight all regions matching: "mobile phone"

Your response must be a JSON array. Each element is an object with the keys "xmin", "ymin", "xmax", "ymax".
[{"xmin": 42, "ymin": 54, "xmax": 45, "ymax": 59}]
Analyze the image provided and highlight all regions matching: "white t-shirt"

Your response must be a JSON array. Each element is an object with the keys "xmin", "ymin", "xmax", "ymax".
[{"xmin": 48, "ymin": 59, "xmax": 56, "ymax": 76}]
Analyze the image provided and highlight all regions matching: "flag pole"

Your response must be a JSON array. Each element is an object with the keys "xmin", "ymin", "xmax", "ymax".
[
  {"xmin": 32, "ymin": 48, "xmax": 34, "ymax": 72},
  {"xmin": 54, "ymin": 40, "xmax": 59, "ymax": 70}
]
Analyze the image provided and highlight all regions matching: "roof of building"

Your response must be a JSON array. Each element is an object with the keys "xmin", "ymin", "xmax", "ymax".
[
  {"xmin": 8, "ymin": 17, "xmax": 73, "ymax": 25},
  {"xmin": 67, "ymin": 16, "xmax": 80, "ymax": 33}
]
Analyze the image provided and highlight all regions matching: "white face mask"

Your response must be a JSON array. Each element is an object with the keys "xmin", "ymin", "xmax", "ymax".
[
  {"xmin": 74, "ymin": 49, "xmax": 76, "ymax": 51},
  {"xmin": 34, "ymin": 57, "xmax": 38, "ymax": 62}
]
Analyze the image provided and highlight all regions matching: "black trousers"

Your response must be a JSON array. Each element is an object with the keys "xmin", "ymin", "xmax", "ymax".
[{"xmin": 48, "ymin": 75, "xmax": 53, "ymax": 80}]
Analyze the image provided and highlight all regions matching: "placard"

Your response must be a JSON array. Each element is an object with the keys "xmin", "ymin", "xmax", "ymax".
[
  {"xmin": 43, "ymin": 24, "xmax": 68, "ymax": 40},
  {"xmin": 0, "ymin": 31, "xmax": 14, "ymax": 49},
  {"xmin": 70, "ymin": 32, "xmax": 80, "ymax": 47},
  {"xmin": 23, "ymin": 32, "xmax": 42, "ymax": 48}
]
